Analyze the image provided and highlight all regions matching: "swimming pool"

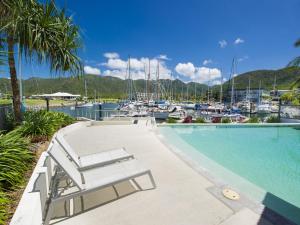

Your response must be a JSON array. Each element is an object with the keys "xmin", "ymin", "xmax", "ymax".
[{"xmin": 159, "ymin": 124, "xmax": 300, "ymax": 224}]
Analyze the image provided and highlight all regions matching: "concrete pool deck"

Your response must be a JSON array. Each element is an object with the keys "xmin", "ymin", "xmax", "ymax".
[{"xmin": 53, "ymin": 121, "xmax": 284, "ymax": 225}]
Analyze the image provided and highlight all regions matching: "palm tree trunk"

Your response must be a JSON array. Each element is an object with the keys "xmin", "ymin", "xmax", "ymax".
[{"xmin": 7, "ymin": 34, "xmax": 22, "ymax": 123}]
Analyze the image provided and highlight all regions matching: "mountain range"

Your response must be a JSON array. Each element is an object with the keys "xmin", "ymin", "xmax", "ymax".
[{"xmin": 0, "ymin": 67, "xmax": 299, "ymax": 99}]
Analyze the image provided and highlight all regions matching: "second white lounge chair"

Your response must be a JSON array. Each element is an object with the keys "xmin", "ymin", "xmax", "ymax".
[
  {"xmin": 55, "ymin": 132, "xmax": 134, "ymax": 171},
  {"xmin": 45, "ymin": 142, "xmax": 155, "ymax": 224}
]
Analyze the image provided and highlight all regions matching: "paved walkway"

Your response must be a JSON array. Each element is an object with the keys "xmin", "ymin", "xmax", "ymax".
[{"xmin": 55, "ymin": 122, "xmax": 273, "ymax": 225}]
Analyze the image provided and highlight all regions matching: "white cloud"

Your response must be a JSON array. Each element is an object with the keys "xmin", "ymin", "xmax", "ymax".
[
  {"xmin": 103, "ymin": 58, "xmax": 127, "ymax": 70},
  {"xmin": 102, "ymin": 54, "xmax": 172, "ymax": 80},
  {"xmin": 157, "ymin": 54, "xmax": 171, "ymax": 60},
  {"xmin": 234, "ymin": 38, "xmax": 245, "ymax": 45},
  {"xmin": 203, "ymin": 59, "xmax": 212, "ymax": 66},
  {"xmin": 175, "ymin": 62, "xmax": 195, "ymax": 78},
  {"xmin": 175, "ymin": 62, "xmax": 221, "ymax": 84},
  {"xmin": 238, "ymin": 55, "xmax": 249, "ymax": 62},
  {"xmin": 218, "ymin": 40, "xmax": 227, "ymax": 48},
  {"xmin": 84, "ymin": 66, "xmax": 101, "ymax": 75},
  {"xmin": 103, "ymin": 52, "xmax": 120, "ymax": 59}
]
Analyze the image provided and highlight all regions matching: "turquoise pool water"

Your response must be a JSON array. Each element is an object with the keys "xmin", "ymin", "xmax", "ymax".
[{"xmin": 159, "ymin": 125, "xmax": 300, "ymax": 224}]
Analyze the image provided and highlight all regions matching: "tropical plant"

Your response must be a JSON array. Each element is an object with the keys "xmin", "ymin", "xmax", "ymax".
[
  {"xmin": 0, "ymin": 130, "xmax": 32, "ymax": 190},
  {"xmin": 248, "ymin": 116, "xmax": 260, "ymax": 123},
  {"xmin": 286, "ymin": 39, "xmax": 300, "ymax": 67},
  {"xmin": 266, "ymin": 116, "xmax": 280, "ymax": 123},
  {"xmin": 0, "ymin": 191, "xmax": 10, "ymax": 224},
  {"xmin": 3, "ymin": 111, "xmax": 17, "ymax": 132},
  {"xmin": 194, "ymin": 117, "xmax": 206, "ymax": 123},
  {"xmin": 0, "ymin": 0, "xmax": 83, "ymax": 123},
  {"xmin": 18, "ymin": 110, "xmax": 74, "ymax": 142},
  {"xmin": 221, "ymin": 117, "xmax": 231, "ymax": 123},
  {"xmin": 166, "ymin": 117, "xmax": 177, "ymax": 123}
]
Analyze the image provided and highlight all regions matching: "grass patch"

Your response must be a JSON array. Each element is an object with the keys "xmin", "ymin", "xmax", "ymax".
[
  {"xmin": 266, "ymin": 116, "xmax": 280, "ymax": 123},
  {"xmin": 0, "ymin": 191, "xmax": 10, "ymax": 224},
  {"xmin": 167, "ymin": 117, "xmax": 177, "ymax": 123},
  {"xmin": 0, "ymin": 99, "xmax": 11, "ymax": 106},
  {"xmin": 0, "ymin": 131, "xmax": 33, "ymax": 190},
  {"xmin": 248, "ymin": 116, "xmax": 261, "ymax": 123},
  {"xmin": 194, "ymin": 117, "xmax": 206, "ymax": 123},
  {"xmin": 221, "ymin": 117, "xmax": 231, "ymax": 123}
]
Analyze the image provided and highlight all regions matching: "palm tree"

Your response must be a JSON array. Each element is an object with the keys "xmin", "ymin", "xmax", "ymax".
[
  {"xmin": 286, "ymin": 39, "xmax": 300, "ymax": 68},
  {"xmin": 0, "ymin": 0, "xmax": 82, "ymax": 123},
  {"xmin": 295, "ymin": 39, "xmax": 300, "ymax": 47}
]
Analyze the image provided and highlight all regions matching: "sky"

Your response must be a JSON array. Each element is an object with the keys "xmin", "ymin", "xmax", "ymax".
[{"xmin": 2, "ymin": 0, "xmax": 300, "ymax": 85}]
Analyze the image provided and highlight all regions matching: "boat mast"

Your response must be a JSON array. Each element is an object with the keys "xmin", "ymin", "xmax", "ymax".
[
  {"xmin": 144, "ymin": 63, "xmax": 147, "ymax": 101},
  {"xmin": 186, "ymin": 85, "xmax": 189, "ymax": 101},
  {"xmin": 181, "ymin": 82, "xmax": 184, "ymax": 101},
  {"xmin": 156, "ymin": 61, "xmax": 160, "ymax": 101},
  {"xmin": 259, "ymin": 80, "xmax": 261, "ymax": 105},
  {"xmin": 230, "ymin": 58, "xmax": 236, "ymax": 106},
  {"xmin": 220, "ymin": 70, "xmax": 223, "ymax": 103},
  {"xmin": 207, "ymin": 68, "xmax": 210, "ymax": 103},
  {"xmin": 248, "ymin": 76, "xmax": 251, "ymax": 102},
  {"xmin": 84, "ymin": 79, "xmax": 88, "ymax": 100},
  {"xmin": 148, "ymin": 58, "xmax": 151, "ymax": 102},
  {"xmin": 273, "ymin": 75, "xmax": 277, "ymax": 93},
  {"xmin": 128, "ymin": 56, "xmax": 132, "ymax": 101},
  {"xmin": 194, "ymin": 82, "xmax": 196, "ymax": 102}
]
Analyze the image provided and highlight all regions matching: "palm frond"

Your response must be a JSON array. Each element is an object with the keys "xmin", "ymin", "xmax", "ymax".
[
  {"xmin": 286, "ymin": 56, "xmax": 300, "ymax": 67},
  {"xmin": 295, "ymin": 39, "xmax": 300, "ymax": 47},
  {"xmin": 0, "ymin": 0, "xmax": 83, "ymax": 76}
]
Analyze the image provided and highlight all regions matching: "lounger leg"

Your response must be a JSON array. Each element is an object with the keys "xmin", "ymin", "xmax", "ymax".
[
  {"xmin": 132, "ymin": 178, "xmax": 142, "ymax": 191},
  {"xmin": 148, "ymin": 171, "xmax": 156, "ymax": 189},
  {"xmin": 44, "ymin": 202, "xmax": 54, "ymax": 225},
  {"xmin": 112, "ymin": 185, "xmax": 119, "ymax": 198}
]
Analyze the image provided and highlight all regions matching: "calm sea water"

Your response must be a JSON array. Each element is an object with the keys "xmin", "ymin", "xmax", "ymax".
[{"xmin": 160, "ymin": 125, "xmax": 300, "ymax": 224}]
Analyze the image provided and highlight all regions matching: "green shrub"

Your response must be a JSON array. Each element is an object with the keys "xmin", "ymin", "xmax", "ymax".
[
  {"xmin": 221, "ymin": 117, "xmax": 231, "ymax": 123},
  {"xmin": 248, "ymin": 116, "xmax": 260, "ymax": 123},
  {"xmin": 194, "ymin": 117, "xmax": 206, "ymax": 123},
  {"xmin": 167, "ymin": 117, "xmax": 177, "ymax": 123},
  {"xmin": 266, "ymin": 116, "xmax": 280, "ymax": 123},
  {"xmin": 0, "ymin": 191, "xmax": 10, "ymax": 224},
  {"xmin": 0, "ymin": 131, "xmax": 32, "ymax": 190},
  {"xmin": 3, "ymin": 112, "xmax": 17, "ymax": 133},
  {"xmin": 19, "ymin": 110, "xmax": 74, "ymax": 142}
]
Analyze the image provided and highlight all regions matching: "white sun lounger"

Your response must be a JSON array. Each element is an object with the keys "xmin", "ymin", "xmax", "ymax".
[
  {"xmin": 55, "ymin": 132, "xmax": 134, "ymax": 171},
  {"xmin": 45, "ymin": 142, "xmax": 155, "ymax": 224}
]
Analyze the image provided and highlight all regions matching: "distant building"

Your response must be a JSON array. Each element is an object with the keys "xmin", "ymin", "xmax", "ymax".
[
  {"xmin": 270, "ymin": 89, "xmax": 292, "ymax": 97},
  {"xmin": 228, "ymin": 89, "xmax": 269, "ymax": 103},
  {"xmin": 31, "ymin": 92, "xmax": 80, "ymax": 100}
]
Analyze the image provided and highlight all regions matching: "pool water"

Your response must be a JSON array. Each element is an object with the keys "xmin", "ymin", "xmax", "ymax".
[{"xmin": 159, "ymin": 125, "xmax": 300, "ymax": 224}]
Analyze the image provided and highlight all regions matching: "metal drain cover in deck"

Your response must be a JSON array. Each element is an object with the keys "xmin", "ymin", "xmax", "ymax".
[{"xmin": 222, "ymin": 189, "xmax": 240, "ymax": 200}]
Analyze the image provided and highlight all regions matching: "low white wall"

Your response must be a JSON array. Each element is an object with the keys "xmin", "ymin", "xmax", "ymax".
[{"xmin": 10, "ymin": 152, "xmax": 50, "ymax": 225}]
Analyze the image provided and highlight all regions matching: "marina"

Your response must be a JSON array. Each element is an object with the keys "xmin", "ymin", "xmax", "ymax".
[{"xmin": 1, "ymin": 1, "xmax": 300, "ymax": 225}]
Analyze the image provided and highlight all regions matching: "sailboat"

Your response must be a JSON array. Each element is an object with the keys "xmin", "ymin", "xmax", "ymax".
[
  {"xmin": 257, "ymin": 80, "xmax": 271, "ymax": 114},
  {"xmin": 229, "ymin": 58, "xmax": 241, "ymax": 114}
]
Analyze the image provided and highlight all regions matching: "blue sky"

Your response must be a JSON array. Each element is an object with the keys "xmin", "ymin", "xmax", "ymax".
[{"xmin": 2, "ymin": 0, "xmax": 300, "ymax": 84}]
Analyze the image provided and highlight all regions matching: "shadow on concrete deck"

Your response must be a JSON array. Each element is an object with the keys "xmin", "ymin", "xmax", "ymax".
[
  {"xmin": 258, "ymin": 192, "xmax": 299, "ymax": 225},
  {"xmin": 51, "ymin": 180, "xmax": 137, "ymax": 224}
]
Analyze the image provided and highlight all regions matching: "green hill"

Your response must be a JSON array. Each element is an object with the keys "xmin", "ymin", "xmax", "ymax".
[
  {"xmin": 222, "ymin": 66, "xmax": 300, "ymax": 91},
  {"xmin": 0, "ymin": 67, "xmax": 299, "ymax": 99},
  {"xmin": 0, "ymin": 75, "xmax": 208, "ymax": 99}
]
